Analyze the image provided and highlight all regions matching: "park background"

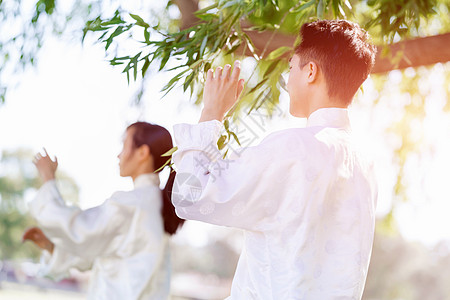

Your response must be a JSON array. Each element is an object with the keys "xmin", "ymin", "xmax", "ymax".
[{"xmin": 1, "ymin": 0, "xmax": 450, "ymax": 299}]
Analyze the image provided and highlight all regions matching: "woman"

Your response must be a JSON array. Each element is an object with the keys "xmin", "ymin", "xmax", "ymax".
[{"xmin": 23, "ymin": 122, "xmax": 184, "ymax": 300}]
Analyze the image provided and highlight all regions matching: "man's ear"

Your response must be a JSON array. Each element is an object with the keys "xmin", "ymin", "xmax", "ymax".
[{"xmin": 306, "ymin": 61, "xmax": 319, "ymax": 83}]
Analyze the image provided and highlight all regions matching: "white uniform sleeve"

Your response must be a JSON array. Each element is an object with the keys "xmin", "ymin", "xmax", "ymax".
[
  {"xmin": 172, "ymin": 120, "xmax": 286, "ymax": 231},
  {"xmin": 39, "ymin": 246, "xmax": 92, "ymax": 280},
  {"xmin": 29, "ymin": 180, "xmax": 135, "ymax": 263}
]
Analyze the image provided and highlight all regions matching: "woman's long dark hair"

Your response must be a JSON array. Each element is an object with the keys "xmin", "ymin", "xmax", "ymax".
[{"xmin": 127, "ymin": 122, "xmax": 185, "ymax": 235}]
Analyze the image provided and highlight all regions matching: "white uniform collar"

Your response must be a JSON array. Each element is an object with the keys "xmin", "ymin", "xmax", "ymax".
[
  {"xmin": 306, "ymin": 107, "xmax": 351, "ymax": 130},
  {"xmin": 134, "ymin": 173, "xmax": 160, "ymax": 189}
]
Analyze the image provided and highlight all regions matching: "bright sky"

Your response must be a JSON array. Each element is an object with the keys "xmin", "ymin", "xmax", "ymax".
[{"xmin": 0, "ymin": 32, "xmax": 449, "ymax": 248}]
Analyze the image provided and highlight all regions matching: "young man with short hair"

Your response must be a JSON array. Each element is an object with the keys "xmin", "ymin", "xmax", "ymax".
[{"xmin": 172, "ymin": 19, "xmax": 378, "ymax": 299}]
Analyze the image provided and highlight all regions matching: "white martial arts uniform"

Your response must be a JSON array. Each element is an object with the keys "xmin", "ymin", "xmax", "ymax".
[
  {"xmin": 172, "ymin": 107, "xmax": 377, "ymax": 300},
  {"xmin": 29, "ymin": 173, "xmax": 171, "ymax": 300}
]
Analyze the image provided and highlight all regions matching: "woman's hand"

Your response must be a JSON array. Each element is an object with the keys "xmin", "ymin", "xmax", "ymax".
[
  {"xmin": 199, "ymin": 61, "xmax": 245, "ymax": 122},
  {"xmin": 23, "ymin": 227, "xmax": 55, "ymax": 254},
  {"xmin": 33, "ymin": 148, "xmax": 58, "ymax": 183}
]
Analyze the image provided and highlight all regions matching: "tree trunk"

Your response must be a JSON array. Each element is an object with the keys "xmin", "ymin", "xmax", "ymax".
[{"xmin": 371, "ymin": 33, "xmax": 450, "ymax": 73}]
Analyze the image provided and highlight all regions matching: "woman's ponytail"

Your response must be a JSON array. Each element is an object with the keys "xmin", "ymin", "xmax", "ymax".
[{"xmin": 161, "ymin": 166, "xmax": 184, "ymax": 235}]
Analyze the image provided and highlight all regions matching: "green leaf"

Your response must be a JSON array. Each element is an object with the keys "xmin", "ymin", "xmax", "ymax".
[
  {"xmin": 230, "ymin": 131, "xmax": 241, "ymax": 146},
  {"xmin": 161, "ymin": 146, "xmax": 178, "ymax": 157},
  {"xmin": 194, "ymin": 3, "xmax": 219, "ymax": 15},
  {"xmin": 132, "ymin": 52, "xmax": 142, "ymax": 81},
  {"xmin": 142, "ymin": 57, "xmax": 150, "ymax": 77},
  {"xmin": 101, "ymin": 11, "xmax": 125, "ymax": 26},
  {"xmin": 161, "ymin": 70, "xmax": 188, "ymax": 92},
  {"xmin": 246, "ymin": 24, "xmax": 267, "ymax": 31},
  {"xmin": 255, "ymin": 91, "xmax": 272, "ymax": 111},
  {"xmin": 217, "ymin": 135, "xmax": 227, "ymax": 150},
  {"xmin": 105, "ymin": 26, "xmax": 125, "ymax": 50},
  {"xmin": 200, "ymin": 36, "xmax": 208, "ymax": 56},
  {"xmin": 331, "ymin": 0, "xmax": 339, "ymax": 18},
  {"xmin": 197, "ymin": 13, "xmax": 219, "ymax": 21},
  {"xmin": 98, "ymin": 31, "xmax": 108, "ymax": 41},
  {"xmin": 344, "ymin": 0, "xmax": 352, "ymax": 9},
  {"xmin": 221, "ymin": 0, "xmax": 238, "ymax": 9},
  {"xmin": 154, "ymin": 158, "xmax": 172, "ymax": 172},
  {"xmin": 278, "ymin": 74, "xmax": 288, "ymax": 92},
  {"xmin": 144, "ymin": 29, "xmax": 150, "ymax": 43},
  {"xmin": 225, "ymin": 41, "xmax": 242, "ymax": 55},
  {"xmin": 183, "ymin": 72, "xmax": 195, "ymax": 92},
  {"xmin": 161, "ymin": 69, "xmax": 189, "ymax": 97},
  {"xmin": 110, "ymin": 56, "xmax": 130, "ymax": 66},
  {"xmin": 317, "ymin": 0, "xmax": 324, "ymax": 19},
  {"xmin": 212, "ymin": 35, "xmax": 223, "ymax": 52},
  {"xmin": 130, "ymin": 13, "xmax": 144, "ymax": 23},
  {"xmin": 263, "ymin": 60, "xmax": 281, "ymax": 78},
  {"xmin": 222, "ymin": 149, "xmax": 229, "ymax": 159},
  {"xmin": 130, "ymin": 13, "xmax": 149, "ymax": 27},
  {"xmin": 243, "ymin": 33, "xmax": 259, "ymax": 60},
  {"xmin": 189, "ymin": 59, "xmax": 203, "ymax": 70},
  {"xmin": 267, "ymin": 46, "xmax": 292, "ymax": 60},
  {"xmin": 289, "ymin": 0, "xmax": 315, "ymax": 13},
  {"xmin": 203, "ymin": 62, "xmax": 212, "ymax": 73},
  {"xmin": 248, "ymin": 77, "xmax": 269, "ymax": 95},
  {"xmin": 159, "ymin": 54, "xmax": 170, "ymax": 71},
  {"xmin": 248, "ymin": 89, "xmax": 266, "ymax": 114},
  {"xmin": 270, "ymin": 0, "xmax": 280, "ymax": 11}
]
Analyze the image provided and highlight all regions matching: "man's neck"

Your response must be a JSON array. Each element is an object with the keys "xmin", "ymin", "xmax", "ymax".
[{"xmin": 307, "ymin": 94, "xmax": 348, "ymax": 118}]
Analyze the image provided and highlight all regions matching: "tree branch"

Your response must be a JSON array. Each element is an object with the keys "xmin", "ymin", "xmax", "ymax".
[
  {"xmin": 241, "ymin": 28, "xmax": 450, "ymax": 74},
  {"xmin": 371, "ymin": 33, "xmax": 450, "ymax": 73},
  {"xmin": 173, "ymin": 1, "xmax": 450, "ymax": 73}
]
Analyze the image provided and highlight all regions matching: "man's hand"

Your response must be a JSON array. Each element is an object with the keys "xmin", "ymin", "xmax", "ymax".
[
  {"xmin": 23, "ymin": 227, "xmax": 55, "ymax": 254},
  {"xmin": 199, "ymin": 60, "xmax": 245, "ymax": 122},
  {"xmin": 33, "ymin": 148, "xmax": 58, "ymax": 183}
]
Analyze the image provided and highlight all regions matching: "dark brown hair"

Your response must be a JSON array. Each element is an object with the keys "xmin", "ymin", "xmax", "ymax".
[
  {"xmin": 294, "ymin": 19, "xmax": 377, "ymax": 105},
  {"xmin": 127, "ymin": 122, "xmax": 185, "ymax": 235}
]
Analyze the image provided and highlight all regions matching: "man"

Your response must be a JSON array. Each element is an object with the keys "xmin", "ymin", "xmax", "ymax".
[{"xmin": 171, "ymin": 19, "xmax": 378, "ymax": 299}]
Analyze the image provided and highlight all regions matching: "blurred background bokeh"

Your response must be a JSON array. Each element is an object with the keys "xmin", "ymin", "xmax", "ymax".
[{"xmin": 1, "ymin": 0, "xmax": 450, "ymax": 299}]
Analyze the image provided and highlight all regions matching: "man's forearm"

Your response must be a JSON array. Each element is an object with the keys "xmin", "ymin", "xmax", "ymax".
[
  {"xmin": 42, "ymin": 174, "xmax": 55, "ymax": 183},
  {"xmin": 199, "ymin": 108, "xmax": 223, "ymax": 123}
]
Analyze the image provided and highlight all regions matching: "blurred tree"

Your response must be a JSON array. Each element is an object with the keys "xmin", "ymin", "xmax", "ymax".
[
  {"xmin": 363, "ymin": 233, "xmax": 450, "ymax": 299},
  {"xmin": 0, "ymin": 148, "xmax": 79, "ymax": 261},
  {"xmin": 172, "ymin": 239, "xmax": 239, "ymax": 278}
]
